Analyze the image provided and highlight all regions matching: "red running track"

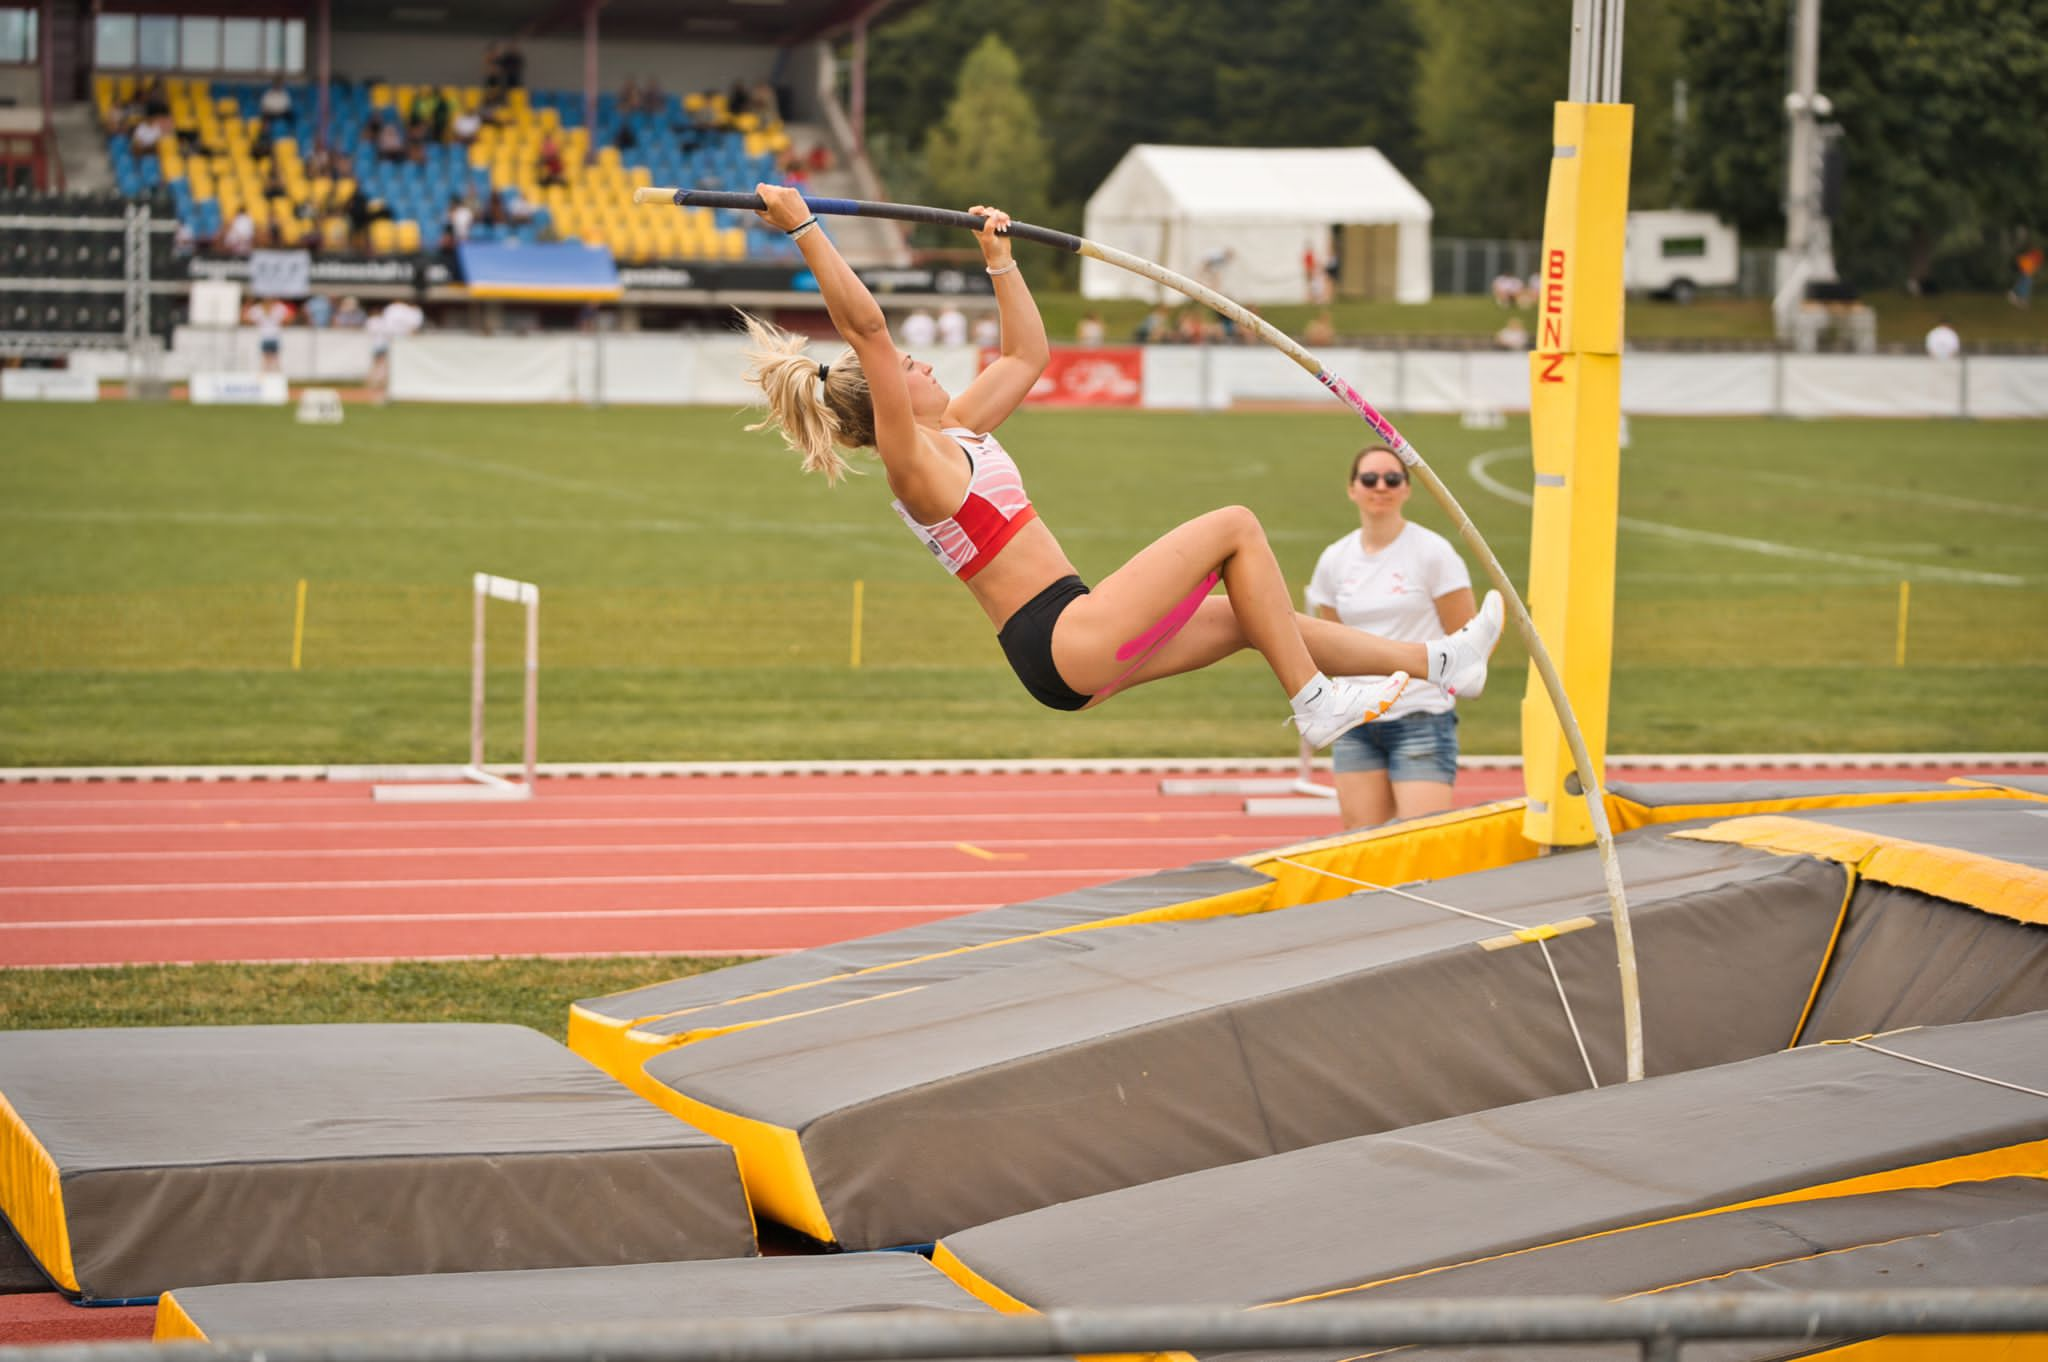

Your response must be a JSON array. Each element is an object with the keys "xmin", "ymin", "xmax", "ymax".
[{"xmin": 1, "ymin": 762, "xmax": 2040, "ymax": 968}]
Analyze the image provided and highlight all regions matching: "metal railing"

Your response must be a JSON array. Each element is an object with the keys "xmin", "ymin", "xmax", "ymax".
[{"xmin": 12, "ymin": 1289, "xmax": 2047, "ymax": 1362}]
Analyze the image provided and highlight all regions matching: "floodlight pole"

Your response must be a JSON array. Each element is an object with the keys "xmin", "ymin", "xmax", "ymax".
[
  {"xmin": 1775, "ymin": 0, "xmax": 1836, "ymax": 337},
  {"xmin": 582, "ymin": 0, "xmax": 599, "ymax": 164},
  {"xmin": 1568, "ymin": 0, "xmax": 1625, "ymax": 102}
]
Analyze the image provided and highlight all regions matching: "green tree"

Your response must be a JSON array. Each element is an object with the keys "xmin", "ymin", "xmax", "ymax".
[
  {"xmin": 1675, "ymin": 0, "xmax": 2048, "ymax": 288},
  {"xmin": 859, "ymin": 0, "xmax": 1421, "ymax": 218},
  {"xmin": 919, "ymin": 33, "xmax": 1054, "ymax": 229},
  {"xmin": 1415, "ymin": 0, "xmax": 1682, "ymax": 238}
]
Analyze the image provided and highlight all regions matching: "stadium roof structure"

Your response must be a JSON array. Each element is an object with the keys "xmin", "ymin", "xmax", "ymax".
[{"xmin": 331, "ymin": 0, "xmax": 914, "ymax": 46}]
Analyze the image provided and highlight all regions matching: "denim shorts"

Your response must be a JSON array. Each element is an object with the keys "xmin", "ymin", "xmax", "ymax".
[{"xmin": 1331, "ymin": 708, "xmax": 1459, "ymax": 783}]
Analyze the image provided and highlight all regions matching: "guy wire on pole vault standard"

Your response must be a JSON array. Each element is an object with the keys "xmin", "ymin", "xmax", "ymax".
[{"xmin": 634, "ymin": 186, "xmax": 1647, "ymax": 1082}]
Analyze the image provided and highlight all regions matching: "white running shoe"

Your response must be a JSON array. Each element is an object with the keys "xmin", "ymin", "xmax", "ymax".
[
  {"xmin": 1429, "ymin": 590, "xmax": 1504, "ymax": 699},
  {"xmin": 1289, "ymin": 672, "xmax": 1411, "ymax": 750}
]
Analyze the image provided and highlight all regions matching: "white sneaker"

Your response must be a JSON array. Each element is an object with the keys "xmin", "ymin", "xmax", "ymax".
[
  {"xmin": 1289, "ymin": 673, "xmax": 1410, "ymax": 749},
  {"xmin": 1429, "ymin": 590, "xmax": 1504, "ymax": 699}
]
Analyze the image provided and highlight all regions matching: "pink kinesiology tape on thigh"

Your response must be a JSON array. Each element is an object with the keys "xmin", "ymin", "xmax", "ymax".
[{"xmin": 1116, "ymin": 571, "xmax": 1221, "ymax": 663}]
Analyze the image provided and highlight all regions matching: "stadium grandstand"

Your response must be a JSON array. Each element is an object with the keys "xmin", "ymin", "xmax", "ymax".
[{"xmin": 1, "ymin": 0, "xmax": 930, "ymax": 365}]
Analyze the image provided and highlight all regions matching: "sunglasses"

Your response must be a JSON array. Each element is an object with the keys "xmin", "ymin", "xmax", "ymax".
[{"xmin": 1355, "ymin": 471, "xmax": 1407, "ymax": 488}]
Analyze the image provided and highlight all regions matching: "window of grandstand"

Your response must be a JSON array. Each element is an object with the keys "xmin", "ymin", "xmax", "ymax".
[
  {"xmin": 94, "ymin": 12, "xmax": 304, "ymax": 74},
  {"xmin": 0, "ymin": 7, "xmax": 38, "ymax": 64}
]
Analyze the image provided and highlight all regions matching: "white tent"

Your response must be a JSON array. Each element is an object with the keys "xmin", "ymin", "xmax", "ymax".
[{"xmin": 1081, "ymin": 145, "xmax": 1433, "ymax": 305}]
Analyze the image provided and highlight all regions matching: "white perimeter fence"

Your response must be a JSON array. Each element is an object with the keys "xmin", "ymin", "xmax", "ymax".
[{"xmin": 56, "ymin": 329, "xmax": 2048, "ymax": 419}]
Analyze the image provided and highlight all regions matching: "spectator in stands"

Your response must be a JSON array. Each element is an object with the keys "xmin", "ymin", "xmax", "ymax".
[
  {"xmin": 537, "ymin": 134, "xmax": 566, "ymax": 188},
  {"xmin": 900, "ymin": 308, "xmax": 937, "ymax": 348},
  {"xmin": 1924, "ymin": 317, "xmax": 1961, "ymax": 360},
  {"xmin": 260, "ymin": 78, "xmax": 293, "ymax": 127},
  {"xmin": 619, "ymin": 77, "xmax": 644, "ymax": 115},
  {"xmin": 725, "ymin": 80, "xmax": 751, "ymax": 121},
  {"xmin": 373, "ymin": 116, "xmax": 405, "ymax": 164},
  {"xmin": 493, "ymin": 41, "xmax": 526, "ymax": 91},
  {"xmin": 750, "ymin": 81, "xmax": 781, "ymax": 124},
  {"xmin": 1134, "ymin": 303, "xmax": 1171, "ymax": 343},
  {"xmin": 447, "ymin": 195, "xmax": 476, "ymax": 243},
  {"xmin": 129, "ymin": 114, "xmax": 166, "ymax": 155},
  {"xmin": 615, "ymin": 120, "xmax": 639, "ymax": 153},
  {"xmin": 483, "ymin": 190, "xmax": 508, "ymax": 229},
  {"xmin": 413, "ymin": 87, "xmax": 449, "ymax": 143},
  {"xmin": 779, "ymin": 153, "xmax": 808, "ymax": 188},
  {"xmin": 1075, "ymin": 312, "xmax": 1105, "ymax": 347},
  {"xmin": 502, "ymin": 185, "xmax": 537, "ymax": 225},
  {"xmin": 1490, "ymin": 272, "xmax": 1522, "ymax": 308},
  {"xmin": 1494, "ymin": 315, "xmax": 1530, "ymax": 350},
  {"xmin": 334, "ymin": 296, "xmax": 367, "ymax": 328},
  {"xmin": 1174, "ymin": 308, "xmax": 1211, "ymax": 344},
  {"xmin": 452, "ymin": 104, "xmax": 482, "ymax": 146},
  {"xmin": 223, "ymin": 209, "xmax": 256, "ymax": 256},
  {"xmin": 806, "ymin": 142, "xmax": 833, "ymax": 175},
  {"xmin": 970, "ymin": 312, "xmax": 1000, "ymax": 348},
  {"xmin": 1303, "ymin": 310, "xmax": 1336, "ymax": 347},
  {"xmin": 304, "ymin": 293, "xmax": 334, "ymax": 328},
  {"xmin": 936, "ymin": 302, "xmax": 968, "ymax": 346},
  {"xmin": 141, "ymin": 77, "xmax": 170, "ymax": 120}
]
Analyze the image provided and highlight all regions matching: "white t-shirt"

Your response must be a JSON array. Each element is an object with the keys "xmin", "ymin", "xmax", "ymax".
[
  {"xmin": 900, "ymin": 312, "xmax": 937, "ymax": 348},
  {"xmin": 254, "ymin": 300, "xmax": 288, "ymax": 342},
  {"xmin": 936, "ymin": 307, "xmax": 968, "ymax": 345},
  {"xmin": 1924, "ymin": 324, "xmax": 1961, "ymax": 360},
  {"xmin": 1305, "ymin": 521, "xmax": 1472, "ymax": 718}
]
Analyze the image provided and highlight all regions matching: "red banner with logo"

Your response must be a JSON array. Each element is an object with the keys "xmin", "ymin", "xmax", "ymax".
[{"xmin": 979, "ymin": 346, "xmax": 1144, "ymax": 406}]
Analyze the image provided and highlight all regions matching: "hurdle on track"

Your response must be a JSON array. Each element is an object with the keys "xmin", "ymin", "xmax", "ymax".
[{"xmin": 372, "ymin": 573, "xmax": 539, "ymax": 804}]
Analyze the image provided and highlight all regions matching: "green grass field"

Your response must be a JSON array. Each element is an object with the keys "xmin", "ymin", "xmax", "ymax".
[{"xmin": 3, "ymin": 402, "xmax": 2045, "ymax": 765}]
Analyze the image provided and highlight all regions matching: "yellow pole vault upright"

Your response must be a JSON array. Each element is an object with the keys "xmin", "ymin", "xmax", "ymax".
[
  {"xmin": 1522, "ymin": 106, "xmax": 1632, "ymax": 846},
  {"xmin": 1518, "ymin": 0, "xmax": 1642, "ymax": 1074}
]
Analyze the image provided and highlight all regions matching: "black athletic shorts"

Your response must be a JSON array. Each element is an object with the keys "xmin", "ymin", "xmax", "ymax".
[{"xmin": 996, "ymin": 574, "xmax": 1094, "ymax": 712}]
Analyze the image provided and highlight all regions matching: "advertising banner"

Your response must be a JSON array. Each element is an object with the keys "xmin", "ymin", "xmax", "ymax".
[{"xmin": 981, "ymin": 346, "xmax": 1144, "ymax": 406}]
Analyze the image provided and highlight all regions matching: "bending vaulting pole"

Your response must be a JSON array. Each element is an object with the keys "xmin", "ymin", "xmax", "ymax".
[{"xmin": 635, "ymin": 187, "xmax": 1645, "ymax": 1081}]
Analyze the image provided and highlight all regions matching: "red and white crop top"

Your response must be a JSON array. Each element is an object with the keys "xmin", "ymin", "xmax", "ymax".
[{"xmin": 892, "ymin": 427, "xmax": 1038, "ymax": 581}]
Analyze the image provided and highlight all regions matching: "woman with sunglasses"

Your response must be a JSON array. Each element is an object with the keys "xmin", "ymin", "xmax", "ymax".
[
  {"xmin": 1307, "ymin": 445, "xmax": 1492, "ymax": 827},
  {"xmin": 740, "ymin": 183, "xmax": 1502, "ymax": 748}
]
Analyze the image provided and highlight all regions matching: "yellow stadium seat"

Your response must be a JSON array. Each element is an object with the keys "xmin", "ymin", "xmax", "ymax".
[
  {"xmin": 395, "ymin": 220, "xmax": 422, "ymax": 252},
  {"xmin": 370, "ymin": 83, "xmax": 392, "ymax": 106},
  {"xmin": 369, "ymin": 220, "xmax": 397, "ymax": 253},
  {"xmin": 722, "ymin": 228, "xmax": 745, "ymax": 259},
  {"xmin": 321, "ymin": 218, "xmax": 349, "ymax": 250}
]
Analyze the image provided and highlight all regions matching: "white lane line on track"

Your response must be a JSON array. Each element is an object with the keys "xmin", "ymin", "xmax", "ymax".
[
  {"xmin": 1, "ymin": 904, "xmax": 998, "ymax": 931},
  {"xmin": 0, "ymin": 809, "xmax": 1321, "ymax": 836},
  {"xmin": 1746, "ymin": 470, "xmax": 2048, "ymax": 524},
  {"xmin": 0, "ymin": 835, "xmax": 1284, "ymax": 864},
  {"xmin": 0, "ymin": 788, "xmax": 1224, "ymax": 813},
  {"xmin": 1465, "ymin": 444, "xmax": 2028, "ymax": 587},
  {"xmin": 0, "ymin": 866, "xmax": 1156, "ymax": 895}
]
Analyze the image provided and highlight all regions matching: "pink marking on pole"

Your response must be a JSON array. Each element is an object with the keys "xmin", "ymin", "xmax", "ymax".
[
  {"xmin": 1116, "ymin": 571, "xmax": 1220, "ymax": 663},
  {"xmin": 1317, "ymin": 371, "xmax": 1417, "ymax": 465}
]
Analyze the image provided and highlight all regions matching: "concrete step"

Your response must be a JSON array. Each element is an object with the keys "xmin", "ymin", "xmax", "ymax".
[{"xmin": 50, "ymin": 103, "xmax": 114, "ymax": 193}]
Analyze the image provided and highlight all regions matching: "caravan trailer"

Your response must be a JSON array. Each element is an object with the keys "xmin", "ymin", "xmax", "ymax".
[{"xmin": 1625, "ymin": 210, "xmax": 1739, "ymax": 302}]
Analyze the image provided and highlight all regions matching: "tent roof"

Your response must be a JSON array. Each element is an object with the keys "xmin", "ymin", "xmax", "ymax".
[{"xmin": 1093, "ymin": 145, "xmax": 1432, "ymax": 225}]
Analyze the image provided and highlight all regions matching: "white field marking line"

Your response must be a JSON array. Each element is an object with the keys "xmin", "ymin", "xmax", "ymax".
[
  {"xmin": 332, "ymin": 432, "xmax": 876, "ymax": 538},
  {"xmin": 0, "ymin": 866, "xmax": 1157, "ymax": 895},
  {"xmin": 0, "ymin": 787, "xmax": 1234, "ymax": 813},
  {"xmin": 0, "ymin": 810, "xmax": 1311, "ymax": 835},
  {"xmin": 0, "ymin": 904, "xmax": 1002, "ymax": 931},
  {"xmin": 1747, "ymin": 469, "xmax": 2048, "ymax": 524},
  {"xmin": 19, "ymin": 949, "xmax": 809, "ymax": 970},
  {"xmin": 0, "ymin": 506, "xmax": 879, "ymax": 538},
  {"xmin": 1466, "ymin": 444, "xmax": 2027, "ymax": 588},
  {"xmin": 0, "ymin": 835, "xmax": 1278, "ymax": 865}
]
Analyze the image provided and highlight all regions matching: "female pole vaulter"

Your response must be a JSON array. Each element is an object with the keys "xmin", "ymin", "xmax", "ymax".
[{"xmin": 739, "ymin": 183, "xmax": 1502, "ymax": 749}]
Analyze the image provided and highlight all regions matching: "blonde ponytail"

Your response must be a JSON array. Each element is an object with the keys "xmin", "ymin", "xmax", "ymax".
[{"xmin": 738, "ymin": 311, "xmax": 873, "ymax": 484}]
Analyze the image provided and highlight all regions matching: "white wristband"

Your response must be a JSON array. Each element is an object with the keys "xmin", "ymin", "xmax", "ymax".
[
  {"xmin": 788, "ymin": 218, "xmax": 820, "ymax": 242},
  {"xmin": 985, "ymin": 262, "xmax": 1017, "ymax": 276}
]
